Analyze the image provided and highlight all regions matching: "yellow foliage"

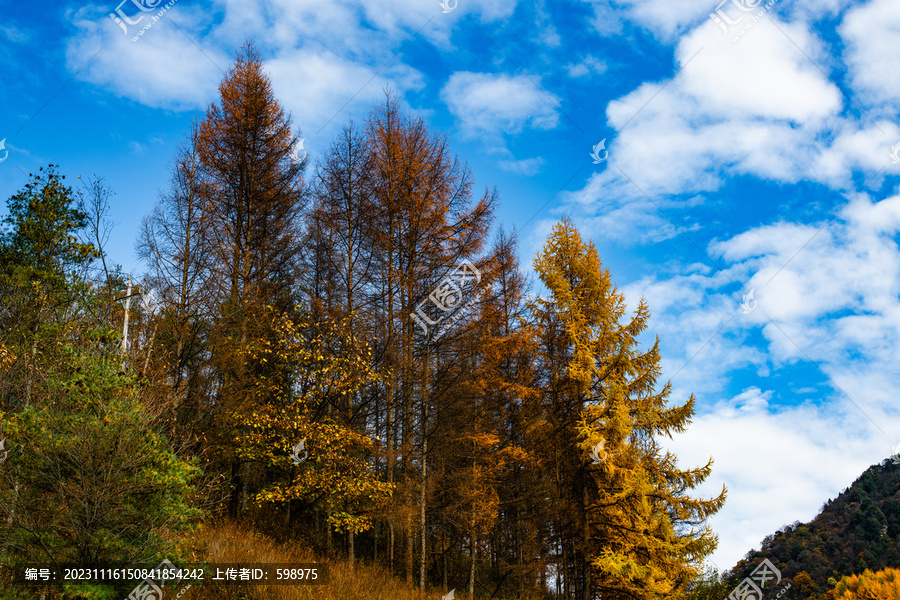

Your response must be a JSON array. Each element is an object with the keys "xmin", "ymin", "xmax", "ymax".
[
  {"xmin": 229, "ymin": 308, "xmax": 393, "ymax": 535},
  {"xmin": 831, "ymin": 567, "xmax": 900, "ymax": 600}
]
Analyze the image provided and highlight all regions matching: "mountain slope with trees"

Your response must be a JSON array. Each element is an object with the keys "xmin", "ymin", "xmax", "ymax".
[{"xmin": 722, "ymin": 459, "xmax": 900, "ymax": 599}]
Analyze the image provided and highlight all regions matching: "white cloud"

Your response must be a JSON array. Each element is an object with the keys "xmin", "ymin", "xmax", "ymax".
[
  {"xmin": 66, "ymin": 4, "xmax": 226, "ymax": 110},
  {"xmin": 582, "ymin": 0, "xmax": 625, "ymax": 36},
  {"xmin": 840, "ymin": 0, "xmax": 900, "ymax": 111},
  {"xmin": 561, "ymin": 13, "xmax": 900, "ymax": 247},
  {"xmin": 565, "ymin": 55, "xmax": 607, "ymax": 78},
  {"xmin": 197, "ymin": 0, "xmax": 517, "ymax": 52},
  {"xmin": 65, "ymin": 2, "xmax": 428, "ymax": 145},
  {"xmin": 499, "ymin": 157, "xmax": 546, "ymax": 175},
  {"xmin": 601, "ymin": 16, "xmax": 844, "ymax": 194},
  {"xmin": 663, "ymin": 389, "xmax": 883, "ymax": 571},
  {"xmin": 441, "ymin": 72, "xmax": 561, "ymax": 137},
  {"xmin": 580, "ymin": 0, "xmax": 716, "ymax": 40},
  {"xmin": 265, "ymin": 47, "xmax": 424, "ymax": 136},
  {"xmin": 674, "ymin": 20, "xmax": 840, "ymax": 122},
  {"xmin": 0, "ymin": 24, "xmax": 29, "ymax": 44},
  {"xmin": 533, "ymin": 0, "xmax": 562, "ymax": 47},
  {"xmin": 63, "ymin": 0, "xmax": 518, "ymax": 117},
  {"xmin": 617, "ymin": 190, "xmax": 900, "ymax": 568},
  {"xmin": 579, "ymin": 0, "xmax": 857, "ymax": 41}
]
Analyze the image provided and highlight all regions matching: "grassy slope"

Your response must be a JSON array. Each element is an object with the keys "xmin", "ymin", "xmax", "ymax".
[{"xmin": 180, "ymin": 520, "xmax": 455, "ymax": 600}]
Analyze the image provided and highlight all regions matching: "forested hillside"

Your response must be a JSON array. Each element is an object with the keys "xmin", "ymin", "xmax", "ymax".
[
  {"xmin": 722, "ymin": 460, "xmax": 900, "ymax": 599},
  {"xmin": 0, "ymin": 42, "xmax": 725, "ymax": 600}
]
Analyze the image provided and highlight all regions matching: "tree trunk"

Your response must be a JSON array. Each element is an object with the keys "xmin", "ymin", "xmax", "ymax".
[
  {"xmin": 141, "ymin": 320, "xmax": 158, "ymax": 377},
  {"xmin": 349, "ymin": 530, "xmax": 355, "ymax": 571},
  {"xmin": 582, "ymin": 479, "xmax": 590, "ymax": 600},
  {"xmin": 406, "ymin": 509, "xmax": 413, "ymax": 585},
  {"xmin": 442, "ymin": 525, "xmax": 448, "ymax": 593},
  {"xmin": 120, "ymin": 276, "xmax": 133, "ymax": 368},
  {"xmin": 384, "ymin": 280, "xmax": 396, "ymax": 572},
  {"xmin": 469, "ymin": 534, "xmax": 476, "ymax": 599},
  {"xmin": 25, "ymin": 341, "xmax": 36, "ymax": 404},
  {"xmin": 2, "ymin": 480, "xmax": 19, "ymax": 555},
  {"xmin": 241, "ymin": 461, "xmax": 249, "ymax": 513},
  {"xmin": 516, "ymin": 501, "xmax": 524, "ymax": 598},
  {"xmin": 228, "ymin": 460, "xmax": 240, "ymax": 519},
  {"xmin": 419, "ymin": 343, "xmax": 429, "ymax": 589},
  {"xmin": 326, "ymin": 497, "xmax": 333, "ymax": 556}
]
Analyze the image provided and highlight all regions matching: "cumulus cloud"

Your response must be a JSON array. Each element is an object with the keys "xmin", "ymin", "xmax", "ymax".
[
  {"xmin": 580, "ymin": 0, "xmax": 858, "ymax": 41},
  {"xmin": 602, "ymin": 17, "xmax": 844, "ymax": 194},
  {"xmin": 565, "ymin": 55, "xmax": 607, "ymax": 78},
  {"xmin": 440, "ymin": 71, "xmax": 561, "ymax": 137},
  {"xmin": 614, "ymin": 190, "xmax": 900, "ymax": 568},
  {"xmin": 0, "ymin": 24, "xmax": 29, "ymax": 44},
  {"xmin": 579, "ymin": 0, "xmax": 716, "ymax": 40},
  {"xmin": 840, "ymin": 0, "xmax": 900, "ymax": 112},
  {"xmin": 265, "ymin": 47, "xmax": 424, "ymax": 135},
  {"xmin": 662, "ymin": 387, "xmax": 881, "ymax": 571},
  {"xmin": 66, "ymin": 4, "xmax": 226, "ymax": 110},
  {"xmin": 63, "ymin": 0, "xmax": 518, "ymax": 117},
  {"xmin": 560, "ymin": 11, "xmax": 900, "ymax": 251}
]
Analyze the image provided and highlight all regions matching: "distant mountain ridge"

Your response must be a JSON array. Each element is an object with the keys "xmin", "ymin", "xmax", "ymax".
[{"xmin": 725, "ymin": 459, "xmax": 900, "ymax": 598}]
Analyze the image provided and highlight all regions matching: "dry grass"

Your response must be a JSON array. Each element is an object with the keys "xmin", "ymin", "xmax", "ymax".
[{"xmin": 180, "ymin": 520, "xmax": 449, "ymax": 600}]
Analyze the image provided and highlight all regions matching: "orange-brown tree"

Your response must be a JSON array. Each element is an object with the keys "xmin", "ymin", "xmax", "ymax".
[
  {"xmin": 365, "ymin": 92, "xmax": 495, "ymax": 586},
  {"xmin": 426, "ymin": 228, "xmax": 544, "ymax": 598},
  {"xmin": 300, "ymin": 92, "xmax": 496, "ymax": 584},
  {"xmin": 141, "ymin": 41, "xmax": 308, "ymax": 519}
]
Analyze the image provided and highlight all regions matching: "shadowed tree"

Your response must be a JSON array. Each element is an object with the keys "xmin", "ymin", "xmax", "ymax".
[
  {"xmin": 170, "ymin": 43, "xmax": 307, "ymax": 516},
  {"xmin": 137, "ymin": 122, "xmax": 219, "ymax": 464}
]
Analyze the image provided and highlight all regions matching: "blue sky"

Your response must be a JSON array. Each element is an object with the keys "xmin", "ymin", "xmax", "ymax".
[{"xmin": 3, "ymin": 0, "xmax": 900, "ymax": 572}]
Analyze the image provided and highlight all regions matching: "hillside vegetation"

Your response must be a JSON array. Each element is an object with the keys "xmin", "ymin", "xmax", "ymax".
[{"xmin": 717, "ymin": 460, "xmax": 900, "ymax": 599}]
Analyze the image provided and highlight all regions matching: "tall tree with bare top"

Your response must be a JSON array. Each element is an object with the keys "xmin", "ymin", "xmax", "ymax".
[
  {"xmin": 298, "ymin": 91, "xmax": 496, "ymax": 582},
  {"xmin": 137, "ymin": 122, "xmax": 216, "ymax": 456}
]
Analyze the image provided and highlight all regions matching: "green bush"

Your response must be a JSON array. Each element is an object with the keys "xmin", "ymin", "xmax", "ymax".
[{"xmin": 0, "ymin": 336, "xmax": 200, "ymax": 598}]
